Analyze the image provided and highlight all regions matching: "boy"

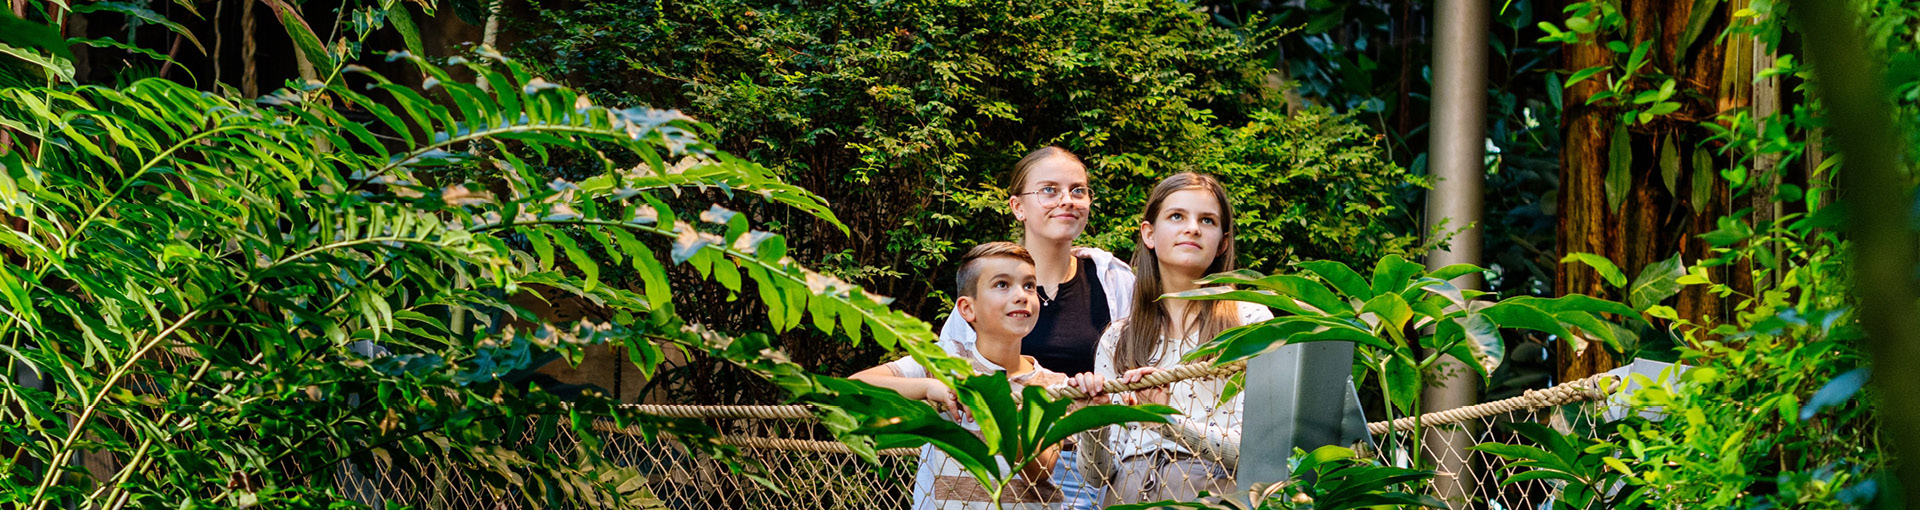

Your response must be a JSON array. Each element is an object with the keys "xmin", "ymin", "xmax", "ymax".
[{"xmin": 852, "ymin": 242, "xmax": 1067, "ymax": 510}]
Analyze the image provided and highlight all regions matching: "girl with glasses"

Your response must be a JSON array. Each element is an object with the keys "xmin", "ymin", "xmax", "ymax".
[{"xmin": 934, "ymin": 146, "xmax": 1135, "ymax": 510}]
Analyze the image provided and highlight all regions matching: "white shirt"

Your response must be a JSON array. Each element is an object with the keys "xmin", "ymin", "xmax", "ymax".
[
  {"xmin": 885, "ymin": 341, "xmax": 1066, "ymax": 510},
  {"xmin": 1093, "ymin": 301, "xmax": 1273, "ymax": 461}
]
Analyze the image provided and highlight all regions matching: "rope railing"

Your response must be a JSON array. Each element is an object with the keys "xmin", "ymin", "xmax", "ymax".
[
  {"xmin": 605, "ymin": 361, "xmax": 1615, "ymax": 455},
  {"xmin": 341, "ymin": 361, "xmax": 1617, "ymax": 510},
  {"xmin": 1367, "ymin": 374, "xmax": 1614, "ymax": 434},
  {"xmin": 617, "ymin": 360, "xmax": 1247, "ymax": 421}
]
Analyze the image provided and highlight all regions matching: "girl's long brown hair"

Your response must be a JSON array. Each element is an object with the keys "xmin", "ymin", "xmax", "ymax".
[{"xmin": 1113, "ymin": 172, "xmax": 1242, "ymax": 372}]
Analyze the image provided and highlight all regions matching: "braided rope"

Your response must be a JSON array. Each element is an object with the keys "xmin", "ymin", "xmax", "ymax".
[
  {"xmin": 618, "ymin": 360, "xmax": 1249, "ymax": 420},
  {"xmin": 597, "ymin": 366, "xmax": 1614, "ymax": 453},
  {"xmin": 1366, "ymin": 374, "xmax": 1614, "ymax": 434},
  {"xmin": 622, "ymin": 404, "xmax": 819, "ymax": 420},
  {"xmin": 1047, "ymin": 360, "xmax": 1248, "ymax": 400},
  {"xmin": 595, "ymin": 360, "xmax": 1248, "ymax": 456}
]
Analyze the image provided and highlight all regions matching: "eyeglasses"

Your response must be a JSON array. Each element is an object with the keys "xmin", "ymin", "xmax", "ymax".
[{"xmin": 1016, "ymin": 186, "xmax": 1094, "ymax": 203}]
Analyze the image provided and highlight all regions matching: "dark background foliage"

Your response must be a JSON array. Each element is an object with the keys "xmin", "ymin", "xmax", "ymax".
[{"xmin": 509, "ymin": 0, "xmax": 1428, "ymax": 401}]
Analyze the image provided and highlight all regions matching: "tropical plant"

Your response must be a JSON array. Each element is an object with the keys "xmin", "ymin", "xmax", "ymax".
[
  {"xmin": 808, "ymin": 373, "xmax": 1175, "ymax": 507},
  {"xmin": 1476, "ymin": 306, "xmax": 1885, "ymax": 509},
  {"xmin": 0, "ymin": 15, "xmax": 995, "ymax": 504},
  {"xmin": 1470, "ymin": 421, "xmax": 1639, "ymax": 510},
  {"xmin": 1168, "ymin": 255, "xmax": 1661, "ymax": 462},
  {"xmin": 1106, "ymin": 445, "xmax": 1444, "ymax": 510}
]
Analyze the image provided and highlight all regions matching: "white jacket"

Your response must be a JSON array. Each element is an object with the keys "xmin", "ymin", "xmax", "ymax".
[{"xmin": 934, "ymin": 246, "xmax": 1137, "ymax": 369}]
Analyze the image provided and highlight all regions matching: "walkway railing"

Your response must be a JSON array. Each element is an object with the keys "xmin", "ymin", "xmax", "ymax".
[{"xmin": 330, "ymin": 364, "xmax": 1613, "ymax": 509}]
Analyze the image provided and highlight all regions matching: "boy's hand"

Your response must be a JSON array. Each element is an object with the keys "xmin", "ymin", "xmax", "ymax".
[{"xmin": 922, "ymin": 379, "xmax": 968, "ymax": 421}]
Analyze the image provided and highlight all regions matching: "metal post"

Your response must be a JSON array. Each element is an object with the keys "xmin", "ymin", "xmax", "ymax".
[
  {"xmin": 1238, "ymin": 340, "xmax": 1370, "ymax": 487},
  {"xmin": 1423, "ymin": 0, "xmax": 1489, "ymax": 504}
]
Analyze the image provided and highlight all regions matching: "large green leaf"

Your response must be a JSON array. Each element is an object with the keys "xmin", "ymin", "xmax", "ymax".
[
  {"xmin": 1690, "ymin": 146, "xmax": 1714, "ymax": 211},
  {"xmin": 1186, "ymin": 317, "xmax": 1390, "ymax": 364},
  {"xmin": 1369, "ymin": 254, "xmax": 1425, "ymax": 296},
  {"xmin": 954, "ymin": 371, "xmax": 1015, "ymax": 458},
  {"xmin": 1038, "ymin": 403, "xmax": 1175, "ymax": 451},
  {"xmin": 1504, "ymin": 294, "xmax": 1649, "ymax": 328},
  {"xmin": 1297, "ymin": 260, "xmax": 1374, "ymax": 300},
  {"xmin": 811, "ymin": 377, "xmax": 996, "ymax": 481},
  {"xmin": 382, "ymin": 0, "xmax": 429, "ymax": 57},
  {"xmin": 1606, "ymin": 123, "xmax": 1632, "ymax": 213},
  {"xmin": 1552, "ymin": 310, "xmax": 1626, "ymax": 352},
  {"xmin": 1383, "ymin": 354, "xmax": 1421, "ymax": 415},
  {"xmin": 1360, "ymin": 291, "xmax": 1414, "ymax": 335},
  {"xmin": 1426, "ymin": 263, "xmax": 1485, "ymax": 283},
  {"xmin": 1481, "ymin": 301, "xmax": 1581, "ymax": 350},
  {"xmin": 1676, "ymin": 0, "xmax": 1722, "ymax": 65},
  {"xmin": 1659, "ymin": 135, "xmax": 1681, "ymax": 197},
  {"xmin": 0, "ymin": 41, "xmax": 73, "ymax": 83},
  {"xmin": 0, "ymin": 12, "xmax": 71, "ymax": 60},
  {"xmin": 1194, "ymin": 268, "xmax": 1268, "ymax": 285},
  {"xmin": 1418, "ymin": 278, "xmax": 1470, "ymax": 311},
  {"xmin": 1627, "ymin": 254, "xmax": 1686, "ymax": 310},
  {"xmin": 71, "ymin": 2, "xmax": 205, "ymax": 54},
  {"xmin": 1560, "ymin": 252, "xmax": 1627, "ymax": 288},
  {"xmin": 1251, "ymin": 274, "xmax": 1346, "ymax": 313},
  {"xmin": 262, "ymin": 0, "xmax": 337, "ymax": 75},
  {"xmin": 1452, "ymin": 313, "xmax": 1502, "ymax": 377}
]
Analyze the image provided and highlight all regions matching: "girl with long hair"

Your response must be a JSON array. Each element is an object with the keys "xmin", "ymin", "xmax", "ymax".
[{"xmin": 1068, "ymin": 172, "xmax": 1270, "ymax": 504}]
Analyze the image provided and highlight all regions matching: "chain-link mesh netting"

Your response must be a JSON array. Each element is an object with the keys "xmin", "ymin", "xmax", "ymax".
[
  {"xmin": 1370, "ymin": 401, "xmax": 1607, "ymax": 510},
  {"xmin": 330, "ymin": 375, "xmax": 1611, "ymax": 510}
]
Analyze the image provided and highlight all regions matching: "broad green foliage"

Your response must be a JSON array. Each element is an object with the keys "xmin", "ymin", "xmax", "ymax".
[
  {"xmin": 807, "ymin": 374, "xmax": 1174, "ymax": 505},
  {"xmin": 0, "ymin": 46, "xmax": 985, "ymax": 508},
  {"xmin": 1470, "ymin": 422, "xmax": 1638, "ymax": 510},
  {"xmin": 514, "ymin": 0, "xmax": 1426, "ymax": 334},
  {"xmin": 1478, "ymin": 307, "xmax": 1883, "ymax": 509},
  {"xmin": 1556, "ymin": 252, "xmax": 1687, "ymax": 360},
  {"xmin": 1175, "ymin": 256, "xmax": 1643, "ymax": 419},
  {"xmin": 1168, "ymin": 255, "xmax": 1647, "ymax": 470},
  {"xmin": 1616, "ymin": 309, "xmax": 1881, "ymax": 509},
  {"xmin": 1474, "ymin": 2, "xmax": 1908, "ymax": 507},
  {"xmin": 1107, "ymin": 445, "xmax": 1444, "ymax": 510}
]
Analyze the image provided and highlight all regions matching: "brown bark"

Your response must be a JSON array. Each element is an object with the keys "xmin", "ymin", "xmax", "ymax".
[
  {"xmin": 242, "ymin": 0, "xmax": 257, "ymax": 97},
  {"xmin": 1555, "ymin": 22, "xmax": 1617, "ymax": 379},
  {"xmin": 1554, "ymin": 0, "xmax": 1751, "ymax": 380}
]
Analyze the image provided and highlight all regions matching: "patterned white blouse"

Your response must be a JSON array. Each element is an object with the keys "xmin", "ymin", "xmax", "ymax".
[{"xmin": 1092, "ymin": 301, "xmax": 1273, "ymax": 462}]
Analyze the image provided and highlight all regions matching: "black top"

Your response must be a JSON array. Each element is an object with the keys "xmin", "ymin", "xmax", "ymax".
[{"xmin": 1022, "ymin": 256, "xmax": 1111, "ymax": 376}]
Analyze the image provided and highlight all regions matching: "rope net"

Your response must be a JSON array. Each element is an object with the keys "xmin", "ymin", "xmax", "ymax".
[{"xmin": 329, "ymin": 368, "xmax": 1612, "ymax": 510}]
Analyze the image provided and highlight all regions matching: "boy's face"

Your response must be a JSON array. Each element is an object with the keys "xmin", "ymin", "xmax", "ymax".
[{"xmin": 957, "ymin": 257, "xmax": 1039, "ymax": 341}]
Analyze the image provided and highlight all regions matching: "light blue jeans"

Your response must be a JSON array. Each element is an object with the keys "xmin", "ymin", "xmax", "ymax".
[{"xmin": 1053, "ymin": 450, "xmax": 1104, "ymax": 510}]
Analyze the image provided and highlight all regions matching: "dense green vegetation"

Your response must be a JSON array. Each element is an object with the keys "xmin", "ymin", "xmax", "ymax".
[
  {"xmin": 513, "ymin": 0, "xmax": 1430, "ymax": 402},
  {"xmin": 0, "ymin": 0, "xmax": 1910, "ymax": 507}
]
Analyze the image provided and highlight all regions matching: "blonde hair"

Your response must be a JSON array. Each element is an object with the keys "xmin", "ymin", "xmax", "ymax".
[{"xmin": 1007, "ymin": 146, "xmax": 1085, "ymax": 196}]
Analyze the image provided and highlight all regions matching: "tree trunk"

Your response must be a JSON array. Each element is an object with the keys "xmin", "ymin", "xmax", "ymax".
[{"xmin": 1554, "ymin": 0, "xmax": 1753, "ymax": 381}]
